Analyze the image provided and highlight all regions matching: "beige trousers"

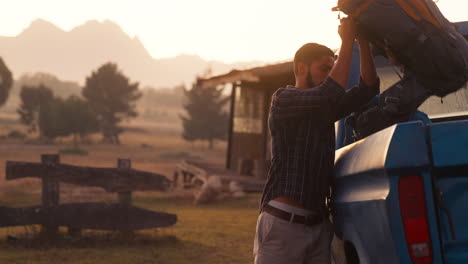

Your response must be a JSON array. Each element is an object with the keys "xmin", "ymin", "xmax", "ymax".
[{"xmin": 253, "ymin": 211, "xmax": 333, "ymax": 264}]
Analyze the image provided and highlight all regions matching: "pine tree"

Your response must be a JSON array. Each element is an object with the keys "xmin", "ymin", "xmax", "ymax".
[
  {"xmin": 0, "ymin": 57, "xmax": 13, "ymax": 107},
  {"xmin": 181, "ymin": 79, "xmax": 229, "ymax": 149},
  {"xmin": 82, "ymin": 62, "xmax": 141, "ymax": 144}
]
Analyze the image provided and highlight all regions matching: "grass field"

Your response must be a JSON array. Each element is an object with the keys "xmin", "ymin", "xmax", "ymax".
[
  {"xmin": 0, "ymin": 191, "xmax": 261, "ymax": 264},
  {"xmin": 0, "ymin": 114, "xmax": 259, "ymax": 264}
]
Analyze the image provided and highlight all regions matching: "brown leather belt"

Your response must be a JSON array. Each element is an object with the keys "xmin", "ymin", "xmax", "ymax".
[{"xmin": 262, "ymin": 204, "xmax": 323, "ymax": 227}]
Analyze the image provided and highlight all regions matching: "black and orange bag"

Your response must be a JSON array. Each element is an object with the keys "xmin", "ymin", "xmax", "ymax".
[{"xmin": 338, "ymin": 0, "xmax": 468, "ymax": 97}]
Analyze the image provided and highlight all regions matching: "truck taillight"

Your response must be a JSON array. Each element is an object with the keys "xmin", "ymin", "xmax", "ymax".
[{"xmin": 399, "ymin": 175, "xmax": 433, "ymax": 264}]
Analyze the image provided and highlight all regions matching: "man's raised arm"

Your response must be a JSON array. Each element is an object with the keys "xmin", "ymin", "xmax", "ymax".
[
  {"xmin": 332, "ymin": 36, "xmax": 380, "ymax": 121},
  {"xmin": 358, "ymin": 37, "xmax": 378, "ymax": 87},
  {"xmin": 328, "ymin": 17, "xmax": 357, "ymax": 89}
]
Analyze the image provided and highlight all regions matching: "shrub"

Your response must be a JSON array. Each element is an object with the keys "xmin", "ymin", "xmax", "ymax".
[
  {"xmin": 7, "ymin": 130, "xmax": 26, "ymax": 139},
  {"xmin": 59, "ymin": 147, "xmax": 89, "ymax": 156}
]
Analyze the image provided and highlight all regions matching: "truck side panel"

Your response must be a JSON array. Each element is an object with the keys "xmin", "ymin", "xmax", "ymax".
[{"xmin": 334, "ymin": 121, "xmax": 444, "ymax": 263}]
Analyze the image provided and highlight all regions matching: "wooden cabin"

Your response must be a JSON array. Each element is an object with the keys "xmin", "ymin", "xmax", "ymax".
[{"xmin": 199, "ymin": 62, "xmax": 294, "ymax": 177}]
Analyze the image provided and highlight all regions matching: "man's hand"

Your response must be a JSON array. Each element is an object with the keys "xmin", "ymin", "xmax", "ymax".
[
  {"xmin": 328, "ymin": 17, "xmax": 356, "ymax": 88},
  {"xmin": 338, "ymin": 17, "xmax": 357, "ymax": 43}
]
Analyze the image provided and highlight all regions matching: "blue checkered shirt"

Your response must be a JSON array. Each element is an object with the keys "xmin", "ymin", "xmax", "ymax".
[{"xmin": 260, "ymin": 77, "xmax": 379, "ymax": 212}]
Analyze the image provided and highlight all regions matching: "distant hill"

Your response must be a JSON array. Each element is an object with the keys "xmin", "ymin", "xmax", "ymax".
[
  {"xmin": 10, "ymin": 72, "xmax": 81, "ymax": 98},
  {"xmin": 0, "ymin": 19, "xmax": 262, "ymax": 87}
]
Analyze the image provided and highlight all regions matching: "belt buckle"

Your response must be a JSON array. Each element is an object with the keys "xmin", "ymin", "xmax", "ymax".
[{"xmin": 305, "ymin": 214, "xmax": 318, "ymax": 226}]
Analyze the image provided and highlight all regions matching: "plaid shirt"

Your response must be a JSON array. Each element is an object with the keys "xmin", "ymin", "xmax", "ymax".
[{"xmin": 260, "ymin": 77, "xmax": 379, "ymax": 212}]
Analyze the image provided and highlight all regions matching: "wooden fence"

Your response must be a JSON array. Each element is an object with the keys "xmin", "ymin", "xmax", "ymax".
[{"xmin": 1, "ymin": 154, "xmax": 177, "ymax": 237}]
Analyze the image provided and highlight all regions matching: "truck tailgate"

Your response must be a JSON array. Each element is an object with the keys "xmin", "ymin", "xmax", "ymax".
[{"xmin": 429, "ymin": 120, "xmax": 468, "ymax": 263}]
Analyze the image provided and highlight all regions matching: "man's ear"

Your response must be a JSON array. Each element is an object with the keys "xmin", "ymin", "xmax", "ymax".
[{"xmin": 297, "ymin": 62, "xmax": 307, "ymax": 75}]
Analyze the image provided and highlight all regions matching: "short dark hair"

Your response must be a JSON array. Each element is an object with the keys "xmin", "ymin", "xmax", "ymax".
[{"xmin": 293, "ymin": 43, "xmax": 334, "ymax": 75}]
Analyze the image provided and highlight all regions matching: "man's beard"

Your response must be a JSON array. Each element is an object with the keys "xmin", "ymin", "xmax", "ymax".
[{"xmin": 306, "ymin": 71, "xmax": 315, "ymax": 88}]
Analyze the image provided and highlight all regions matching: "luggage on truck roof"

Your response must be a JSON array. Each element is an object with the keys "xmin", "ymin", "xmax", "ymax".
[
  {"xmin": 337, "ymin": 0, "xmax": 468, "ymax": 98},
  {"xmin": 337, "ymin": 0, "xmax": 468, "ymax": 139}
]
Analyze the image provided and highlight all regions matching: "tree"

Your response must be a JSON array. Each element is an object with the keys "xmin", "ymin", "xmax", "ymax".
[
  {"xmin": 61, "ymin": 95, "xmax": 99, "ymax": 146},
  {"xmin": 38, "ymin": 97, "xmax": 69, "ymax": 140},
  {"xmin": 180, "ymin": 79, "xmax": 229, "ymax": 149},
  {"xmin": 17, "ymin": 84, "xmax": 68, "ymax": 141},
  {"xmin": 17, "ymin": 84, "xmax": 54, "ymax": 134},
  {"xmin": 82, "ymin": 63, "xmax": 141, "ymax": 144},
  {"xmin": 0, "ymin": 57, "xmax": 13, "ymax": 107},
  {"xmin": 17, "ymin": 85, "xmax": 99, "ymax": 143}
]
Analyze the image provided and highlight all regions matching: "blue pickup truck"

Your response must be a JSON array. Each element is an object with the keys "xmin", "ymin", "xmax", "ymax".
[{"xmin": 331, "ymin": 22, "xmax": 468, "ymax": 264}]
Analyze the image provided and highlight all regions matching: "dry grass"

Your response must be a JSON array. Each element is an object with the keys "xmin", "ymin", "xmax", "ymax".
[{"xmin": 0, "ymin": 117, "xmax": 258, "ymax": 264}]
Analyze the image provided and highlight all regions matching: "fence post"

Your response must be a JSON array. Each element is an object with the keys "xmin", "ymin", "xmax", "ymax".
[
  {"xmin": 41, "ymin": 154, "xmax": 60, "ymax": 237},
  {"xmin": 117, "ymin": 158, "xmax": 132, "ymax": 205},
  {"xmin": 117, "ymin": 158, "xmax": 133, "ymax": 236},
  {"xmin": 173, "ymin": 170, "xmax": 179, "ymax": 188}
]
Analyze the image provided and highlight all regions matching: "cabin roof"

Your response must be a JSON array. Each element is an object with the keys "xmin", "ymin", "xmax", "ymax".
[{"xmin": 199, "ymin": 61, "xmax": 292, "ymax": 88}]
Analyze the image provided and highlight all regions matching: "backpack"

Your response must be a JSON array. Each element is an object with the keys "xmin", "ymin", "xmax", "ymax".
[{"xmin": 337, "ymin": 0, "xmax": 468, "ymax": 98}]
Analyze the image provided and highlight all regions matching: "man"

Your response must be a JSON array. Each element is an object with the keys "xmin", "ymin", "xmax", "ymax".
[{"xmin": 254, "ymin": 18, "xmax": 379, "ymax": 264}]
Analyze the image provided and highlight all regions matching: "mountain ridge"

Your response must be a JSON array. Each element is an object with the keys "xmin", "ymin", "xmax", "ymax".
[{"xmin": 0, "ymin": 19, "xmax": 263, "ymax": 87}]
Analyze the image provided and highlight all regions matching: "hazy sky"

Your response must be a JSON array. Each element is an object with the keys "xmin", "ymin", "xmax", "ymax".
[{"xmin": 1, "ymin": 0, "xmax": 466, "ymax": 63}]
